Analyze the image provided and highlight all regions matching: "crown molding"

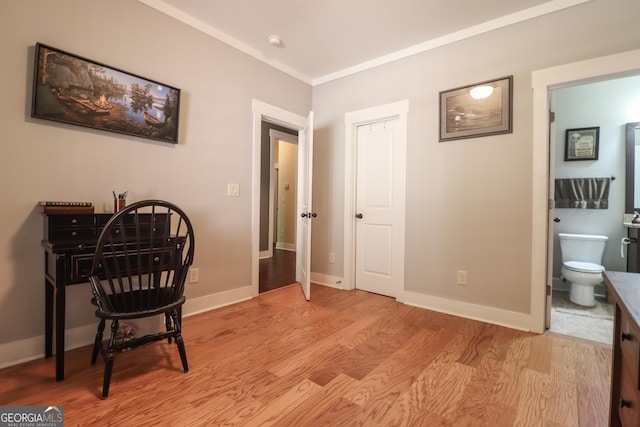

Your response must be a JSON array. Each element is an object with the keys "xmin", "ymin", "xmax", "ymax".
[
  {"xmin": 312, "ymin": 0, "xmax": 592, "ymax": 85},
  {"xmin": 137, "ymin": 0, "xmax": 312, "ymax": 84},
  {"xmin": 138, "ymin": 0, "xmax": 592, "ymax": 87}
]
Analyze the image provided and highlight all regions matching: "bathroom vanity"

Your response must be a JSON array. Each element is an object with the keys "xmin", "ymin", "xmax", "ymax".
[{"xmin": 604, "ymin": 270, "xmax": 640, "ymax": 426}]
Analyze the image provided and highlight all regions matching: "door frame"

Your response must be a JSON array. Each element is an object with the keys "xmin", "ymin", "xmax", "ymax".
[
  {"xmin": 530, "ymin": 49, "xmax": 640, "ymax": 333},
  {"xmin": 264, "ymin": 129, "xmax": 298, "ymax": 259},
  {"xmin": 252, "ymin": 99, "xmax": 310, "ymax": 297},
  {"xmin": 343, "ymin": 100, "xmax": 409, "ymax": 297}
]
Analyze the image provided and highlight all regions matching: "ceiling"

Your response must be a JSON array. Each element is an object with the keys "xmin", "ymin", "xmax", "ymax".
[{"xmin": 140, "ymin": 0, "xmax": 588, "ymax": 84}]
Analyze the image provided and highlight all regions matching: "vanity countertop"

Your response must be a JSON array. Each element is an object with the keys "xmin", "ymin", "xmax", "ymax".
[{"xmin": 603, "ymin": 271, "xmax": 640, "ymax": 327}]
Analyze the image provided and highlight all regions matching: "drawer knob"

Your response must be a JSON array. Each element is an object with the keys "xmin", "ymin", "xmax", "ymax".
[
  {"xmin": 622, "ymin": 332, "xmax": 633, "ymax": 341},
  {"xmin": 154, "ymin": 256, "xmax": 160, "ymax": 262},
  {"xmin": 71, "ymin": 218, "xmax": 77, "ymax": 224},
  {"xmin": 71, "ymin": 231, "xmax": 77, "ymax": 236},
  {"xmin": 622, "ymin": 399, "xmax": 632, "ymax": 408}
]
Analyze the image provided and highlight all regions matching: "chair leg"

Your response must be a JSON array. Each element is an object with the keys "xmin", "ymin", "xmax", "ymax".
[
  {"xmin": 102, "ymin": 320, "xmax": 118, "ymax": 398},
  {"xmin": 171, "ymin": 310, "xmax": 188, "ymax": 372},
  {"xmin": 91, "ymin": 319, "xmax": 105, "ymax": 364},
  {"xmin": 102, "ymin": 350, "xmax": 114, "ymax": 398},
  {"xmin": 176, "ymin": 336, "xmax": 189, "ymax": 372},
  {"xmin": 165, "ymin": 313, "xmax": 172, "ymax": 344}
]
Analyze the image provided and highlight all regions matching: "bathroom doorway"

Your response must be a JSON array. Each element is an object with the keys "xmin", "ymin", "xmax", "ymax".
[{"xmin": 545, "ymin": 76, "xmax": 640, "ymax": 344}]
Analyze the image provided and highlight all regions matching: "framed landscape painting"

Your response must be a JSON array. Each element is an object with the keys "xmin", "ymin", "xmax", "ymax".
[
  {"xmin": 31, "ymin": 43, "xmax": 180, "ymax": 143},
  {"xmin": 439, "ymin": 76, "xmax": 513, "ymax": 142}
]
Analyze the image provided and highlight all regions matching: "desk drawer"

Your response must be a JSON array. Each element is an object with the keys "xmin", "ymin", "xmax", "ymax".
[
  {"xmin": 72, "ymin": 253, "xmax": 94, "ymax": 282},
  {"xmin": 72, "ymin": 247, "xmax": 174, "ymax": 282},
  {"xmin": 96, "ymin": 213, "xmax": 169, "ymax": 226},
  {"xmin": 620, "ymin": 308, "xmax": 640, "ymax": 388},
  {"xmin": 48, "ymin": 215, "xmax": 95, "ymax": 227},
  {"xmin": 49, "ymin": 228, "xmax": 95, "ymax": 242},
  {"xmin": 619, "ymin": 358, "xmax": 640, "ymax": 427},
  {"xmin": 98, "ymin": 226, "xmax": 168, "ymax": 242}
]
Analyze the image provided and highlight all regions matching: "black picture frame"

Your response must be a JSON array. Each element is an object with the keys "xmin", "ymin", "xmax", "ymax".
[
  {"xmin": 439, "ymin": 76, "xmax": 512, "ymax": 142},
  {"xmin": 564, "ymin": 127, "xmax": 600, "ymax": 161},
  {"xmin": 31, "ymin": 43, "xmax": 180, "ymax": 144}
]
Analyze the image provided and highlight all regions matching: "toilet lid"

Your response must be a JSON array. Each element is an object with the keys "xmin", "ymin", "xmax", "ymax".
[{"xmin": 563, "ymin": 261, "xmax": 604, "ymax": 273}]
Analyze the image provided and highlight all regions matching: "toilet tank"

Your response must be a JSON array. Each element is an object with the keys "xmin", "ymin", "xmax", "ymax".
[{"xmin": 558, "ymin": 233, "xmax": 607, "ymax": 263}]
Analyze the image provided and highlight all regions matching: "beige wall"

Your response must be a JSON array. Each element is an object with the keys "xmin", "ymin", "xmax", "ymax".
[
  {"xmin": 0, "ymin": 0, "xmax": 310, "ymax": 354},
  {"xmin": 1, "ymin": 0, "xmax": 639, "ymax": 365},
  {"xmin": 277, "ymin": 140, "xmax": 298, "ymax": 247},
  {"xmin": 311, "ymin": 0, "xmax": 640, "ymax": 315}
]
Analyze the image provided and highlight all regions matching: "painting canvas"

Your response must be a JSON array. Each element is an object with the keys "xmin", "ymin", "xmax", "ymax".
[
  {"xmin": 31, "ymin": 43, "xmax": 180, "ymax": 143},
  {"xmin": 439, "ymin": 76, "xmax": 512, "ymax": 142}
]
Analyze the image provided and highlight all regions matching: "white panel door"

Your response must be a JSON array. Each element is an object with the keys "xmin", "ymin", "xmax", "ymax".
[
  {"xmin": 296, "ymin": 111, "xmax": 314, "ymax": 300},
  {"xmin": 355, "ymin": 118, "xmax": 402, "ymax": 297}
]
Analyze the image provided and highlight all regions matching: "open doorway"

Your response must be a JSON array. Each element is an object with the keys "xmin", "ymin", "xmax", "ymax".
[
  {"xmin": 545, "ymin": 76, "xmax": 640, "ymax": 344},
  {"xmin": 530, "ymin": 48, "xmax": 640, "ymax": 334},
  {"xmin": 259, "ymin": 123, "xmax": 298, "ymax": 293},
  {"xmin": 251, "ymin": 100, "xmax": 314, "ymax": 300}
]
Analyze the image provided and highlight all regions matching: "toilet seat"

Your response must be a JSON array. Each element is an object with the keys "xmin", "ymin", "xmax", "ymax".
[{"xmin": 562, "ymin": 261, "xmax": 604, "ymax": 274}]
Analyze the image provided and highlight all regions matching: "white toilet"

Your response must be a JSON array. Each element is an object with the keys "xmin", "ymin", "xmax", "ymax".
[{"xmin": 558, "ymin": 233, "xmax": 608, "ymax": 307}]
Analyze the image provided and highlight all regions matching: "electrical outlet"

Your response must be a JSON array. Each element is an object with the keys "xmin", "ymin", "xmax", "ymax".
[
  {"xmin": 328, "ymin": 252, "xmax": 335, "ymax": 263},
  {"xmin": 227, "ymin": 183, "xmax": 240, "ymax": 197},
  {"xmin": 189, "ymin": 268, "xmax": 200, "ymax": 284},
  {"xmin": 457, "ymin": 270, "xmax": 468, "ymax": 286}
]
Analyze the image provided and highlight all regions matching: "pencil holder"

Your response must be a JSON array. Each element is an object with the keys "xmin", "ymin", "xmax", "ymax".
[{"xmin": 114, "ymin": 199, "xmax": 126, "ymax": 212}]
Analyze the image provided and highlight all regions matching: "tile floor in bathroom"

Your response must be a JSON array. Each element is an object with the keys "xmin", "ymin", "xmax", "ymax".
[{"xmin": 548, "ymin": 290, "xmax": 614, "ymax": 345}]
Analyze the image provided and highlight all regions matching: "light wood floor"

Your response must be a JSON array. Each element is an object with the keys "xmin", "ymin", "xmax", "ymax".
[{"xmin": 0, "ymin": 284, "xmax": 611, "ymax": 426}]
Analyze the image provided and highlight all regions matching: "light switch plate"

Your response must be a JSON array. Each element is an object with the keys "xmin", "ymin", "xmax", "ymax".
[{"xmin": 189, "ymin": 268, "xmax": 199, "ymax": 283}]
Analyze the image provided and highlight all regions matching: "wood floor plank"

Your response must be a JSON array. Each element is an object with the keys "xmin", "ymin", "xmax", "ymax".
[
  {"xmin": 342, "ymin": 327, "xmax": 453, "ymax": 407},
  {"xmin": 487, "ymin": 335, "xmax": 532, "ymax": 411},
  {"xmin": 272, "ymin": 373, "xmax": 360, "ymax": 426},
  {"xmin": 242, "ymin": 379, "xmax": 323, "ymax": 427},
  {"xmin": 0, "ymin": 284, "xmax": 611, "ymax": 426}
]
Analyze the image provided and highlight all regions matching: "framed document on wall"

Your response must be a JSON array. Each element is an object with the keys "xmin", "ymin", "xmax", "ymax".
[{"xmin": 564, "ymin": 127, "xmax": 600, "ymax": 161}]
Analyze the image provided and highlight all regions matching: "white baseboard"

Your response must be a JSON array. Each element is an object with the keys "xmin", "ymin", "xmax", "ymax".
[
  {"xmin": 183, "ymin": 286, "xmax": 253, "ymax": 317},
  {"xmin": 402, "ymin": 290, "xmax": 531, "ymax": 331},
  {"xmin": 275, "ymin": 242, "xmax": 295, "ymax": 251},
  {"xmin": 310, "ymin": 272, "xmax": 345, "ymax": 289},
  {"xmin": 0, "ymin": 286, "xmax": 253, "ymax": 370}
]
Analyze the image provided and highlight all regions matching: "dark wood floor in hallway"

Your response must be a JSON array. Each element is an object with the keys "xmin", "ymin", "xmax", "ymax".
[
  {"xmin": 259, "ymin": 249, "xmax": 296, "ymax": 293},
  {"xmin": 0, "ymin": 284, "xmax": 611, "ymax": 426}
]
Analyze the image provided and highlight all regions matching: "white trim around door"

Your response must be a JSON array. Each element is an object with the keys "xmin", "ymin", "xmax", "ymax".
[
  {"xmin": 343, "ymin": 100, "xmax": 409, "ymax": 299},
  {"xmin": 252, "ymin": 99, "xmax": 310, "ymax": 297},
  {"xmin": 530, "ymin": 49, "xmax": 640, "ymax": 333}
]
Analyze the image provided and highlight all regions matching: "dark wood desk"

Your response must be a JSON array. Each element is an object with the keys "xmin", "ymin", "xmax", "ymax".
[{"xmin": 42, "ymin": 212, "xmax": 167, "ymax": 380}]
